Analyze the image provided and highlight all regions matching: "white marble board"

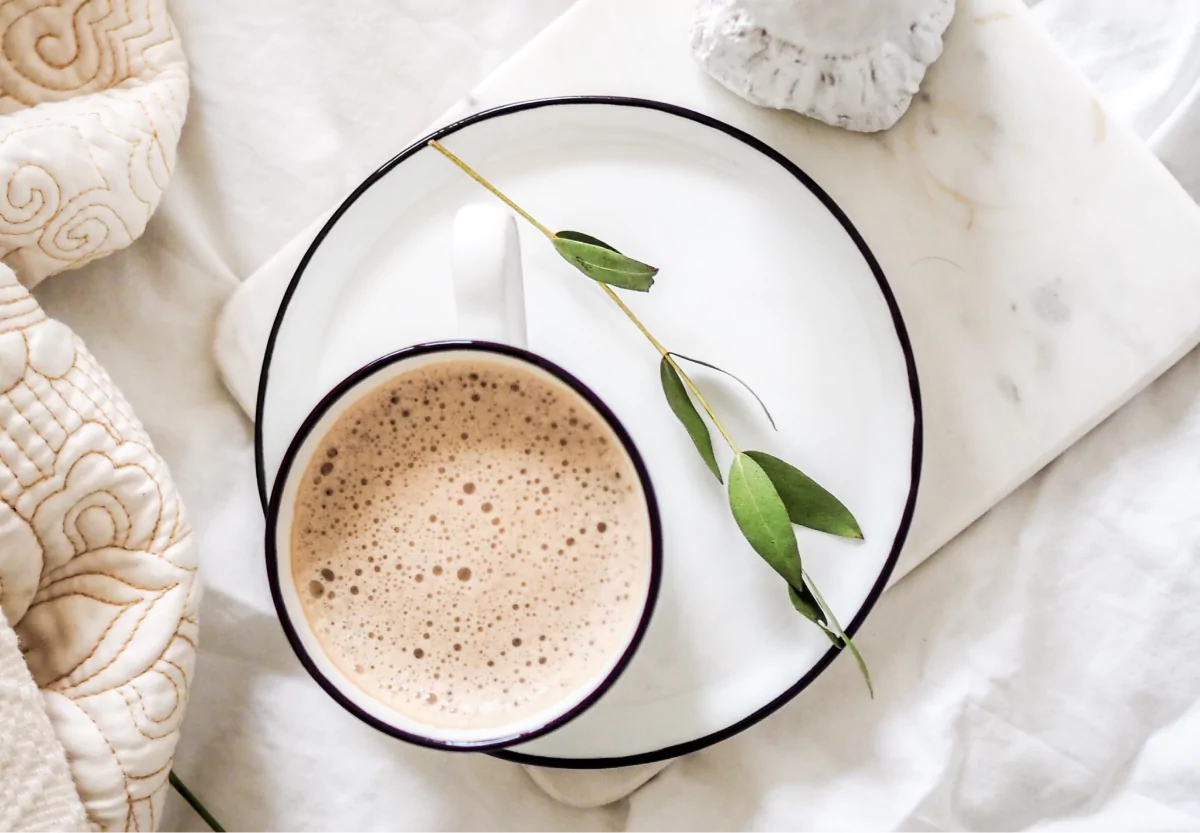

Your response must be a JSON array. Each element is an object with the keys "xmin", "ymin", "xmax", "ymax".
[{"xmin": 422, "ymin": 0, "xmax": 1200, "ymax": 583}]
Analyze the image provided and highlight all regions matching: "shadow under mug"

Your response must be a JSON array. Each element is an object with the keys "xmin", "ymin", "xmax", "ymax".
[{"xmin": 264, "ymin": 207, "xmax": 663, "ymax": 752}]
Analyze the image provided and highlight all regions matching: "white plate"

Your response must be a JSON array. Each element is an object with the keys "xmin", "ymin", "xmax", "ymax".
[{"xmin": 256, "ymin": 97, "xmax": 921, "ymax": 767}]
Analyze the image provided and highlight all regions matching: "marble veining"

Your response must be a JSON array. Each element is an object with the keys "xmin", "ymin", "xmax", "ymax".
[{"xmin": 456, "ymin": 0, "xmax": 1200, "ymax": 580}]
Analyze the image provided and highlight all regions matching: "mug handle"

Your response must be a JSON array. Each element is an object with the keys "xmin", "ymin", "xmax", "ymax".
[{"xmin": 452, "ymin": 204, "xmax": 528, "ymax": 348}]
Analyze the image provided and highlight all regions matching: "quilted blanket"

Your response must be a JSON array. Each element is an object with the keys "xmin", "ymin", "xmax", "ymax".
[{"xmin": 0, "ymin": 1, "xmax": 195, "ymax": 829}]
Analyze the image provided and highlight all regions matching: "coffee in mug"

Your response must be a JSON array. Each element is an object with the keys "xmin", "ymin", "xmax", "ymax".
[{"xmin": 282, "ymin": 349, "xmax": 656, "ymax": 741}]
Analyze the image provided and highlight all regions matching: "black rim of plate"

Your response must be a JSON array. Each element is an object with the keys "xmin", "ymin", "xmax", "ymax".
[
  {"xmin": 254, "ymin": 95, "xmax": 923, "ymax": 769},
  {"xmin": 264, "ymin": 340, "xmax": 663, "ymax": 753}
]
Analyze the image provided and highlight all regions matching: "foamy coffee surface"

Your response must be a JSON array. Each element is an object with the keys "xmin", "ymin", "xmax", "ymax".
[{"xmin": 291, "ymin": 357, "xmax": 650, "ymax": 731}]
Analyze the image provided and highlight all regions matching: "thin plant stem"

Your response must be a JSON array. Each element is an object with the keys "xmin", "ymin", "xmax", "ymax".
[
  {"xmin": 427, "ymin": 140, "xmax": 555, "ymax": 239},
  {"xmin": 597, "ymin": 284, "xmax": 740, "ymax": 455},
  {"xmin": 170, "ymin": 771, "xmax": 226, "ymax": 833},
  {"xmin": 427, "ymin": 139, "xmax": 741, "ymax": 454}
]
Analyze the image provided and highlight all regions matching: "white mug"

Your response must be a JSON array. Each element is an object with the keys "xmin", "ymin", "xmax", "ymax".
[{"xmin": 264, "ymin": 205, "xmax": 663, "ymax": 752}]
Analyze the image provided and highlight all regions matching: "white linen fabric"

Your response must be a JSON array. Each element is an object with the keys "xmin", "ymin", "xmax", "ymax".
[{"xmin": 29, "ymin": 0, "xmax": 1200, "ymax": 829}]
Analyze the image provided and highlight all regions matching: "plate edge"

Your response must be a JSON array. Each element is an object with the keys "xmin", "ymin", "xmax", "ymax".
[{"xmin": 253, "ymin": 95, "xmax": 924, "ymax": 769}]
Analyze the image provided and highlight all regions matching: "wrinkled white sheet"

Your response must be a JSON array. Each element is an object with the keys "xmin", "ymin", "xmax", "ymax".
[{"xmin": 28, "ymin": 0, "xmax": 1200, "ymax": 828}]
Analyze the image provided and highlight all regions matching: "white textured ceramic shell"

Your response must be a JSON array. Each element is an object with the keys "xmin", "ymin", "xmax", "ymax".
[
  {"xmin": 0, "ymin": 0, "xmax": 189, "ymax": 287},
  {"xmin": 0, "ymin": 261, "xmax": 199, "ymax": 831},
  {"xmin": 692, "ymin": 0, "xmax": 956, "ymax": 132}
]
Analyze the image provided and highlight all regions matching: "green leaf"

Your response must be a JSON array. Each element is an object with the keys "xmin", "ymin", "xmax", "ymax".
[
  {"xmin": 800, "ymin": 569, "xmax": 873, "ymax": 698},
  {"xmin": 660, "ymin": 357, "xmax": 722, "ymax": 482},
  {"xmin": 668, "ymin": 352, "xmax": 777, "ymax": 430},
  {"xmin": 552, "ymin": 231, "xmax": 658, "ymax": 292},
  {"xmin": 745, "ymin": 451, "xmax": 863, "ymax": 540},
  {"xmin": 788, "ymin": 584, "xmax": 842, "ymax": 648},
  {"xmin": 727, "ymin": 453, "xmax": 802, "ymax": 588}
]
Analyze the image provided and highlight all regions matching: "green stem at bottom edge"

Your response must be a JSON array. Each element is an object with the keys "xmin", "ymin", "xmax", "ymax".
[{"xmin": 170, "ymin": 771, "xmax": 225, "ymax": 833}]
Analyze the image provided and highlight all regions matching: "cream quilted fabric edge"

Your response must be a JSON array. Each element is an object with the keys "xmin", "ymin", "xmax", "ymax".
[
  {"xmin": 0, "ymin": 261, "xmax": 199, "ymax": 831},
  {"xmin": 0, "ymin": 0, "xmax": 189, "ymax": 287}
]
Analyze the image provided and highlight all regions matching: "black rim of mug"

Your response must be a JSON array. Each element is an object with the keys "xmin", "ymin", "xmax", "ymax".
[{"xmin": 264, "ymin": 340, "xmax": 664, "ymax": 753}]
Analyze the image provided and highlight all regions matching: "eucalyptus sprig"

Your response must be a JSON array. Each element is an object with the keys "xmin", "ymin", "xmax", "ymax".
[{"xmin": 429, "ymin": 139, "xmax": 872, "ymax": 695}]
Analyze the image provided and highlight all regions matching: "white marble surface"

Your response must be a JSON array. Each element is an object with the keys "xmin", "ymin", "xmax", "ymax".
[
  {"xmin": 460, "ymin": 0, "xmax": 1200, "ymax": 586},
  {"xmin": 465, "ymin": 0, "xmax": 1200, "ymax": 586},
  {"xmin": 218, "ymin": 0, "xmax": 1200, "ymax": 586}
]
